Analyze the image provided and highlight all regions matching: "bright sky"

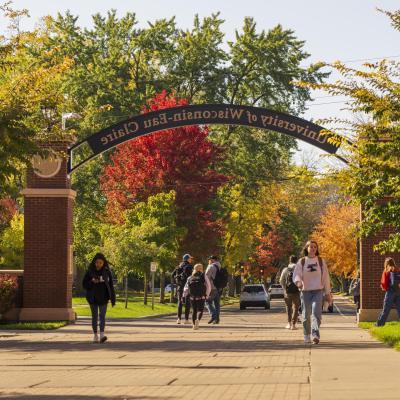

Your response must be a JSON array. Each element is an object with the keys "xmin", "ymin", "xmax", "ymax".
[{"xmin": 2, "ymin": 0, "xmax": 400, "ymax": 166}]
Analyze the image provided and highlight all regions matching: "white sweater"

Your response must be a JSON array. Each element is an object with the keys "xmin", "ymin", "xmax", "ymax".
[{"xmin": 293, "ymin": 256, "xmax": 331, "ymax": 293}]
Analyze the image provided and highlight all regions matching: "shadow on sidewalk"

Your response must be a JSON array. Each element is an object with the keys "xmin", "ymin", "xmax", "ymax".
[{"xmin": 3, "ymin": 394, "xmax": 171, "ymax": 400}]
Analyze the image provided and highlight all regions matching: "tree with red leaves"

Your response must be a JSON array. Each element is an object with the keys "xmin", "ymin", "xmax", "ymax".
[{"xmin": 101, "ymin": 91, "xmax": 227, "ymax": 258}]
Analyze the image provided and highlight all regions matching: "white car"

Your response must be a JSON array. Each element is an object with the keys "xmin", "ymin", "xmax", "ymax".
[
  {"xmin": 268, "ymin": 284, "xmax": 284, "ymax": 299},
  {"xmin": 165, "ymin": 284, "xmax": 176, "ymax": 293},
  {"xmin": 240, "ymin": 284, "xmax": 271, "ymax": 310}
]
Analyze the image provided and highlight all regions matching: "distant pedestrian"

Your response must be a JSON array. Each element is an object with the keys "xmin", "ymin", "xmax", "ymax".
[
  {"xmin": 183, "ymin": 264, "xmax": 211, "ymax": 330},
  {"xmin": 293, "ymin": 241, "xmax": 332, "ymax": 344},
  {"xmin": 350, "ymin": 273, "xmax": 360, "ymax": 312},
  {"xmin": 82, "ymin": 253, "xmax": 116, "ymax": 343},
  {"xmin": 172, "ymin": 254, "xmax": 194, "ymax": 324},
  {"xmin": 280, "ymin": 255, "xmax": 301, "ymax": 330},
  {"xmin": 376, "ymin": 258, "xmax": 400, "ymax": 327},
  {"xmin": 206, "ymin": 255, "xmax": 227, "ymax": 324}
]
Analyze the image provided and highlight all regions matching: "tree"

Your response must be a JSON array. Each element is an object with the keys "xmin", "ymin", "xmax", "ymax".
[
  {"xmin": 312, "ymin": 204, "xmax": 359, "ymax": 291},
  {"xmin": 0, "ymin": 213, "xmax": 24, "ymax": 269},
  {"xmin": 296, "ymin": 9, "xmax": 400, "ymax": 253},
  {"xmin": 101, "ymin": 91, "xmax": 227, "ymax": 258}
]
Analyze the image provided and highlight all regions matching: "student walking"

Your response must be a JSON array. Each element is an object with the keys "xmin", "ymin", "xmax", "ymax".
[
  {"xmin": 82, "ymin": 253, "xmax": 116, "ymax": 343},
  {"xmin": 280, "ymin": 255, "xmax": 301, "ymax": 330},
  {"xmin": 376, "ymin": 258, "xmax": 400, "ymax": 327},
  {"xmin": 205, "ymin": 255, "xmax": 224, "ymax": 324},
  {"xmin": 183, "ymin": 264, "xmax": 211, "ymax": 330},
  {"xmin": 172, "ymin": 254, "xmax": 194, "ymax": 324},
  {"xmin": 350, "ymin": 273, "xmax": 361, "ymax": 312},
  {"xmin": 293, "ymin": 241, "xmax": 332, "ymax": 344}
]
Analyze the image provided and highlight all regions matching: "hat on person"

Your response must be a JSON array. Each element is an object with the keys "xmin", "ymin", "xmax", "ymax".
[
  {"xmin": 208, "ymin": 255, "xmax": 219, "ymax": 261},
  {"xmin": 183, "ymin": 254, "xmax": 192, "ymax": 261}
]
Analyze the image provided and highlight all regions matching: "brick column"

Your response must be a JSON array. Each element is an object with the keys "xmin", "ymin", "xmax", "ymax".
[
  {"xmin": 358, "ymin": 204, "xmax": 400, "ymax": 322},
  {"xmin": 20, "ymin": 141, "xmax": 76, "ymax": 321}
]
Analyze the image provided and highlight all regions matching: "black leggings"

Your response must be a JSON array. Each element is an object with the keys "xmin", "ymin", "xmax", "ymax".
[
  {"xmin": 177, "ymin": 288, "xmax": 191, "ymax": 320},
  {"xmin": 90, "ymin": 303, "xmax": 107, "ymax": 333},
  {"xmin": 191, "ymin": 299, "xmax": 205, "ymax": 323}
]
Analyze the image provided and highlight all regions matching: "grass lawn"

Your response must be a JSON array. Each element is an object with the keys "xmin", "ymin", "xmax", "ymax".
[
  {"xmin": 73, "ymin": 294, "xmax": 238, "ymax": 318},
  {"xmin": 0, "ymin": 321, "xmax": 68, "ymax": 330},
  {"xmin": 359, "ymin": 321, "xmax": 400, "ymax": 350}
]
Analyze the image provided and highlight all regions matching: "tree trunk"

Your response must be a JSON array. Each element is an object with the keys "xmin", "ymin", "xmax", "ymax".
[
  {"xmin": 159, "ymin": 270, "xmax": 165, "ymax": 304},
  {"xmin": 124, "ymin": 274, "xmax": 129, "ymax": 309},
  {"xmin": 228, "ymin": 274, "xmax": 235, "ymax": 297},
  {"xmin": 143, "ymin": 273, "xmax": 148, "ymax": 305}
]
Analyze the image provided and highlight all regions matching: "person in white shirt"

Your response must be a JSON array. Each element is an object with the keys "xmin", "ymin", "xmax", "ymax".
[{"xmin": 293, "ymin": 240, "xmax": 332, "ymax": 344}]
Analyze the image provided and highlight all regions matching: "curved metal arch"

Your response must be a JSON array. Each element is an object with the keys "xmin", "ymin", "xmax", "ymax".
[{"xmin": 67, "ymin": 104, "xmax": 346, "ymax": 173}]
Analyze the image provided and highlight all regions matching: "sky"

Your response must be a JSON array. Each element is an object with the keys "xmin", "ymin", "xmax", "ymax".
[{"xmin": 2, "ymin": 0, "xmax": 400, "ymax": 167}]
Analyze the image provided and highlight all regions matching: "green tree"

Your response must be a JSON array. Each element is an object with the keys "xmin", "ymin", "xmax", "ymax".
[{"xmin": 0, "ymin": 213, "xmax": 23, "ymax": 269}]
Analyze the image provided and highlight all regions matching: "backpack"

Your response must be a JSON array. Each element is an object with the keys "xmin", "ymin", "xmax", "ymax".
[
  {"xmin": 285, "ymin": 268, "xmax": 299, "ymax": 294},
  {"xmin": 390, "ymin": 272, "xmax": 400, "ymax": 295},
  {"xmin": 214, "ymin": 265, "xmax": 229, "ymax": 289},
  {"xmin": 174, "ymin": 266, "xmax": 187, "ymax": 287},
  {"xmin": 188, "ymin": 273, "xmax": 206, "ymax": 297}
]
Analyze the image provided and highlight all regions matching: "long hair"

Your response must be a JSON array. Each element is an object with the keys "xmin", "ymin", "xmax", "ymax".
[
  {"xmin": 384, "ymin": 257, "xmax": 396, "ymax": 272},
  {"xmin": 89, "ymin": 253, "xmax": 109, "ymax": 271},
  {"xmin": 302, "ymin": 240, "xmax": 320, "ymax": 257},
  {"xmin": 192, "ymin": 263, "xmax": 204, "ymax": 275}
]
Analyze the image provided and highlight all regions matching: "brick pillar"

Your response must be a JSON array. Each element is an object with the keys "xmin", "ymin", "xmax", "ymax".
[
  {"xmin": 20, "ymin": 141, "xmax": 76, "ymax": 321},
  {"xmin": 358, "ymin": 204, "xmax": 400, "ymax": 322}
]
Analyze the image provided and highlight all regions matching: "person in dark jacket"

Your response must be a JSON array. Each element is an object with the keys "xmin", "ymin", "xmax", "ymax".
[
  {"xmin": 82, "ymin": 253, "xmax": 116, "ymax": 343},
  {"xmin": 172, "ymin": 254, "xmax": 194, "ymax": 324}
]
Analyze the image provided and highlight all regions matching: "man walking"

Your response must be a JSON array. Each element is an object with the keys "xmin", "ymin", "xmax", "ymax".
[
  {"xmin": 206, "ymin": 255, "xmax": 222, "ymax": 324},
  {"xmin": 280, "ymin": 255, "xmax": 301, "ymax": 330},
  {"xmin": 172, "ymin": 254, "xmax": 194, "ymax": 324}
]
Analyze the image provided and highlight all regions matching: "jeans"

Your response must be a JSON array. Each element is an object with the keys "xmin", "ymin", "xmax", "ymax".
[
  {"xmin": 301, "ymin": 290, "xmax": 323, "ymax": 338},
  {"xmin": 177, "ymin": 288, "xmax": 191, "ymax": 320},
  {"xmin": 191, "ymin": 299, "xmax": 205, "ymax": 323},
  {"xmin": 90, "ymin": 303, "xmax": 108, "ymax": 333},
  {"xmin": 206, "ymin": 289, "xmax": 221, "ymax": 321},
  {"xmin": 284, "ymin": 293, "xmax": 301, "ymax": 324},
  {"xmin": 377, "ymin": 290, "xmax": 400, "ymax": 326}
]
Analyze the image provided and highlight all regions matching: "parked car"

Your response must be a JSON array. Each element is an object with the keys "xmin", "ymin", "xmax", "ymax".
[
  {"xmin": 268, "ymin": 284, "xmax": 284, "ymax": 299},
  {"xmin": 165, "ymin": 284, "xmax": 176, "ymax": 293},
  {"xmin": 322, "ymin": 293, "xmax": 334, "ymax": 313},
  {"xmin": 240, "ymin": 284, "xmax": 270, "ymax": 310}
]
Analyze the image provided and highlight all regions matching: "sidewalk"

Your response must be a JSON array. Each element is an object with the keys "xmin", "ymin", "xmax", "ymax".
[{"xmin": 0, "ymin": 297, "xmax": 399, "ymax": 399}]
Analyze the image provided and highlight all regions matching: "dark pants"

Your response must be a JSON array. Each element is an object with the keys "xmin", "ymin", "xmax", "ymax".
[
  {"xmin": 90, "ymin": 303, "xmax": 108, "ymax": 333},
  {"xmin": 206, "ymin": 289, "xmax": 221, "ymax": 321},
  {"xmin": 191, "ymin": 299, "xmax": 205, "ymax": 323},
  {"xmin": 354, "ymin": 295, "xmax": 360, "ymax": 311},
  {"xmin": 284, "ymin": 293, "xmax": 301, "ymax": 324},
  {"xmin": 377, "ymin": 290, "xmax": 400, "ymax": 326},
  {"xmin": 177, "ymin": 288, "xmax": 191, "ymax": 320}
]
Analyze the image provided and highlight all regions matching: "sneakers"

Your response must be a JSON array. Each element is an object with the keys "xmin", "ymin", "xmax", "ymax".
[
  {"xmin": 184, "ymin": 319, "xmax": 190, "ymax": 325},
  {"xmin": 285, "ymin": 323, "xmax": 291, "ymax": 329},
  {"xmin": 290, "ymin": 324, "xmax": 297, "ymax": 330},
  {"xmin": 208, "ymin": 318, "xmax": 215, "ymax": 324},
  {"xmin": 192, "ymin": 320, "xmax": 199, "ymax": 330},
  {"xmin": 304, "ymin": 334, "xmax": 311, "ymax": 344},
  {"xmin": 93, "ymin": 333, "xmax": 99, "ymax": 343},
  {"xmin": 177, "ymin": 318, "xmax": 181, "ymax": 325},
  {"xmin": 100, "ymin": 332, "xmax": 107, "ymax": 343},
  {"xmin": 312, "ymin": 336, "xmax": 320, "ymax": 344}
]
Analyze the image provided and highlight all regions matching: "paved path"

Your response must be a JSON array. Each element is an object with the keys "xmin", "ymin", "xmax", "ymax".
[{"xmin": 0, "ymin": 297, "xmax": 399, "ymax": 400}]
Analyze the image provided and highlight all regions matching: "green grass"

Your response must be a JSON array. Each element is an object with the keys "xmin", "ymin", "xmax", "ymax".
[
  {"xmin": 73, "ymin": 296, "xmax": 178, "ymax": 318},
  {"xmin": 0, "ymin": 321, "xmax": 68, "ymax": 330},
  {"xmin": 359, "ymin": 321, "xmax": 400, "ymax": 350},
  {"xmin": 73, "ymin": 294, "xmax": 239, "ymax": 319}
]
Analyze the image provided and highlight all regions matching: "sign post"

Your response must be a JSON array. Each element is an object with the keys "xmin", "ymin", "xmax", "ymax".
[{"xmin": 150, "ymin": 262, "xmax": 158, "ymax": 310}]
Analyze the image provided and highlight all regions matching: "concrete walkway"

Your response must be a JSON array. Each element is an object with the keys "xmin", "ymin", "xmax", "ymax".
[{"xmin": 0, "ymin": 297, "xmax": 399, "ymax": 400}]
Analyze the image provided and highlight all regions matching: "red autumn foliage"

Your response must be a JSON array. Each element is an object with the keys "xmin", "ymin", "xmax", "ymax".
[
  {"xmin": 101, "ymin": 91, "xmax": 228, "ymax": 257},
  {"xmin": 0, "ymin": 198, "xmax": 17, "ymax": 228}
]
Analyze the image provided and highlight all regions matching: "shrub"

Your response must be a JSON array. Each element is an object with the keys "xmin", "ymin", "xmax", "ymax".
[{"xmin": 0, "ymin": 274, "xmax": 18, "ymax": 315}]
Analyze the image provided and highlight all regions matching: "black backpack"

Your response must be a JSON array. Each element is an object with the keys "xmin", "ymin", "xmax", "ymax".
[
  {"xmin": 174, "ymin": 267, "xmax": 187, "ymax": 287},
  {"xmin": 285, "ymin": 268, "xmax": 299, "ymax": 294},
  {"xmin": 188, "ymin": 273, "xmax": 206, "ymax": 297},
  {"xmin": 390, "ymin": 272, "xmax": 400, "ymax": 295},
  {"xmin": 214, "ymin": 265, "xmax": 229, "ymax": 289}
]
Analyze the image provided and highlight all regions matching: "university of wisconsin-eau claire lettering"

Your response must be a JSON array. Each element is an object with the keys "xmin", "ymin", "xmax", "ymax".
[{"xmin": 86, "ymin": 104, "xmax": 338, "ymax": 155}]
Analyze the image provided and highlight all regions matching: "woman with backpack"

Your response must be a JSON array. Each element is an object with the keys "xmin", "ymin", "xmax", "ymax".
[
  {"xmin": 82, "ymin": 253, "xmax": 116, "ymax": 343},
  {"xmin": 376, "ymin": 257, "xmax": 400, "ymax": 327},
  {"xmin": 280, "ymin": 255, "xmax": 300, "ymax": 330},
  {"xmin": 293, "ymin": 241, "xmax": 332, "ymax": 344},
  {"xmin": 183, "ymin": 264, "xmax": 211, "ymax": 330}
]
